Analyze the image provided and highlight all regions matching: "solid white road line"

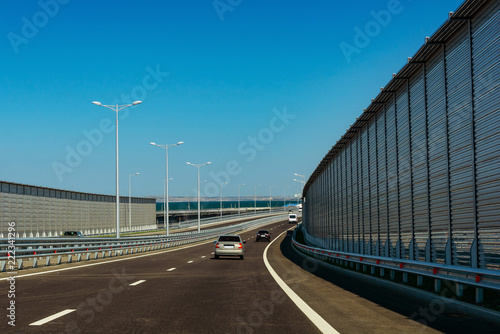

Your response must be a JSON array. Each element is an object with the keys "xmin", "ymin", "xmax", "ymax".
[
  {"xmin": 263, "ymin": 230, "xmax": 340, "ymax": 334},
  {"xmin": 129, "ymin": 280, "xmax": 146, "ymax": 286},
  {"xmin": 30, "ymin": 309, "xmax": 76, "ymax": 326},
  {"xmin": 167, "ymin": 268, "xmax": 176, "ymax": 272}
]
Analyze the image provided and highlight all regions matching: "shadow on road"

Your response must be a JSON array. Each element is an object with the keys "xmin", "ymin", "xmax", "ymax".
[{"xmin": 279, "ymin": 234, "xmax": 499, "ymax": 334}]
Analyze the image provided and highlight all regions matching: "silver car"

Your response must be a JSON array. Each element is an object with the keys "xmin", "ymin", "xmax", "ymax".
[{"xmin": 214, "ymin": 235, "xmax": 245, "ymax": 260}]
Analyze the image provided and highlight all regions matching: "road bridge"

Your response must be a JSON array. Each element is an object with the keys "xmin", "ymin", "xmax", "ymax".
[
  {"xmin": 1, "ymin": 0, "xmax": 498, "ymax": 332},
  {"xmin": 1, "ymin": 218, "xmax": 497, "ymax": 333},
  {"xmin": 156, "ymin": 206, "xmax": 281, "ymax": 224}
]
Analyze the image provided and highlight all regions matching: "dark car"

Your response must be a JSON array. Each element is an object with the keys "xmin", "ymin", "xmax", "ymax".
[
  {"xmin": 60, "ymin": 231, "xmax": 84, "ymax": 238},
  {"xmin": 256, "ymin": 230, "xmax": 271, "ymax": 242}
]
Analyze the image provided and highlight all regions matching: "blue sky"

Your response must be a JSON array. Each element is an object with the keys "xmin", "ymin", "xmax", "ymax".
[{"xmin": 0, "ymin": 0, "xmax": 464, "ymax": 198}]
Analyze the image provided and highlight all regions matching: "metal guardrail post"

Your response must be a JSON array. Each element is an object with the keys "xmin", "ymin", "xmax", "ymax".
[{"xmin": 476, "ymin": 288, "xmax": 483, "ymax": 303}]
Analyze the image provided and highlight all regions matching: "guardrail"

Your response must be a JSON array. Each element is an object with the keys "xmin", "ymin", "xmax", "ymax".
[
  {"xmin": 291, "ymin": 225, "xmax": 500, "ymax": 304},
  {"xmin": 12, "ymin": 210, "xmax": 289, "ymax": 239},
  {"xmin": 174, "ymin": 210, "xmax": 287, "ymax": 230},
  {"xmin": 0, "ymin": 214, "xmax": 289, "ymax": 272},
  {"xmin": 76, "ymin": 210, "xmax": 290, "ymax": 237}
]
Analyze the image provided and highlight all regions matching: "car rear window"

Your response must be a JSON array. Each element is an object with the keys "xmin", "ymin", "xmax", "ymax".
[
  {"xmin": 290, "ymin": 215, "xmax": 297, "ymax": 218},
  {"xmin": 258, "ymin": 231, "xmax": 269, "ymax": 234},
  {"xmin": 64, "ymin": 231, "xmax": 78, "ymax": 236},
  {"xmin": 219, "ymin": 236, "xmax": 240, "ymax": 242}
]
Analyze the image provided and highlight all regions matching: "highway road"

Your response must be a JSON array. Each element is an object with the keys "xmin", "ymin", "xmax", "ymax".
[{"xmin": 1, "ymin": 219, "xmax": 498, "ymax": 333}]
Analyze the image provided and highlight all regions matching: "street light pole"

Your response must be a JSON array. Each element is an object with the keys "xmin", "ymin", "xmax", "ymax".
[
  {"xmin": 220, "ymin": 181, "xmax": 227, "ymax": 219},
  {"xmin": 150, "ymin": 142, "xmax": 183, "ymax": 236},
  {"xmin": 128, "ymin": 172, "xmax": 140, "ymax": 230},
  {"xmin": 294, "ymin": 173, "xmax": 305, "ymax": 197},
  {"xmin": 186, "ymin": 162, "xmax": 211, "ymax": 233},
  {"xmin": 238, "ymin": 184, "xmax": 245, "ymax": 215},
  {"xmin": 269, "ymin": 185, "xmax": 275, "ymax": 213},
  {"xmin": 283, "ymin": 186, "xmax": 289, "ymax": 212},
  {"xmin": 293, "ymin": 175, "xmax": 306, "ymax": 207},
  {"xmin": 92, "ymin": 100, "xmax": 142, "ymax": 238},
  {"xmin": 254, "ymin": 184, "xmax": 260, "ymax": 214}
]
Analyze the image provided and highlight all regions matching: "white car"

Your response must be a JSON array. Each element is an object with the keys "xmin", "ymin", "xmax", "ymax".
[
  {"xmin": 214, "ymin": 235, "xmax": 245, "ymax": 259},
  {"xmin": 288, "ymin": 214, "xmax": 298, "ymax": 224}
]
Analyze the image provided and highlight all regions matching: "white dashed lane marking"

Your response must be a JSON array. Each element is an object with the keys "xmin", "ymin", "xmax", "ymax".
[
  {"xmin": 167, "ymin": 268, "xmax": 176, "ymax": 272},
  {"xmin": 201, "ymin": 256, "xmax": 206, "ymax": 258},
  {"xmin": 30, "ymin": 309, "xmax": 76, "ymax": 326},
  {"xmin": 187, "ymin": 261, "xmax": 194, "ymax": 264},
  {"xmin": 129, "ymin": 280, "xmax": 146, "ymax": 286}
]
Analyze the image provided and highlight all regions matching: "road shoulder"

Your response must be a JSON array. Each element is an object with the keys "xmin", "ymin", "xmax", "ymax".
[{"xmin": 265, "ymin": 229, "xmax": 445, "ymax": 334}]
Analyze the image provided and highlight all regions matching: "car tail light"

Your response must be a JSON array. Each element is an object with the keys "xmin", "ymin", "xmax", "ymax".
[
  {"xmin": 215, "ymin": 243, "xmax": 220, "ymax": 248},
  {"xmin": 238, "ymin": 243, "xmax": 243, "ymax": 249}
]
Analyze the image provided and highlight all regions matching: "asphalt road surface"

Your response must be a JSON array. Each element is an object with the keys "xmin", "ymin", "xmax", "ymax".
[{"xmin": 1, "ymin": 219, "xmax": 498, "ymax": 333}]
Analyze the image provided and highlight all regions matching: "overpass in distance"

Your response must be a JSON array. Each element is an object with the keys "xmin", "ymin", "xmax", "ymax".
[
  {"xmin": 1, "ymin": 0, "xmax": 499, "ymax": 333},
  {"xmin": 156, "ymin": 206, "xmax": 283, "ymax": 224}
]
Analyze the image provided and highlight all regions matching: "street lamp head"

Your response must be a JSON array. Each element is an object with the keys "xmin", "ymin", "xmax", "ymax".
[
  {"xmin": 186, "ymin": 162, "xmax": 191, "ymax": 165},
  {"xmin": 177, "ymin": 141, "xmax": 184, "ymax": 145},
  {"xmin": 135, "ymin": 172, "xmax": 140, "ymax": 175},
  {"xmin": 92, "ymin": 101, "xmax": 102, "ymax": 106},
  {"xmin": 206, "ymin": 162, "xmax": 212, "ymax": 165},
  {"xmin": 132, "ymin": 101, "xmax": 142, "ymax": 105},
  {"xmin": 149, "ymin": 142, "xmax": 156, "ymax": 146}
]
